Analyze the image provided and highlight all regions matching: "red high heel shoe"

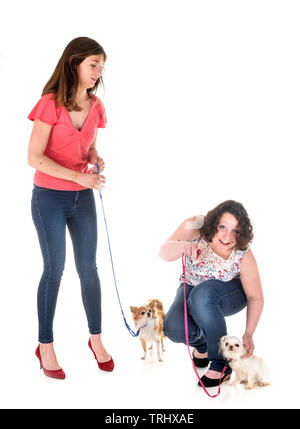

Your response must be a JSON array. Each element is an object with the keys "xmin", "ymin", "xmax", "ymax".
[
  {"xmin": 35, "ymin": 345, "xmax": 66, "ymax": 380},
  {"xmin": 88, "ymin": 338, "xmax": 114, "ymax": 372}
]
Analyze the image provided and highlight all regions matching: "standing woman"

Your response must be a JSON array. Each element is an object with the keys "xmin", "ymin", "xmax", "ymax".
[{"xmin": 28, "ymin": 37, "xmax": 114, "ymax": 379}]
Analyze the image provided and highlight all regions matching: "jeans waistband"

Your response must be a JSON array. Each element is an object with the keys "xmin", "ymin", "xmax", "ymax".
[{"xmin": 33, "ymin": 184, "xmax": 91, "ymax": 194}]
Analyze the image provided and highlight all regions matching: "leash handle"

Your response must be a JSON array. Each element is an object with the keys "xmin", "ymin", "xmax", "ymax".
[
  {"xmin": 182, "ymin": 254, "xmax": 227, "ymax": 398},
  {"xmin": 95, "ymin": 162, "xmax": 103, "ymax": 198},
  {"xmin": 94, "ymin": 163, "xmax": 139, "ymax": 337}
]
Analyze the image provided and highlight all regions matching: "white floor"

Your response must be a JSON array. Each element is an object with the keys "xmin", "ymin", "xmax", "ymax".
[
  {"xmin": 1, "ymin": 0, "xmax": 300, "ymax": 412},
  {"xmin": 0, "ymin": 327, "xmax": 297, "ymax": 410}
]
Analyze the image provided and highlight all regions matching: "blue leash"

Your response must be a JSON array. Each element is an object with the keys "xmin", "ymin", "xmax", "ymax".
[{"xmin": 95, "ymin": 163, "xmax": 139, "ymax": 337}]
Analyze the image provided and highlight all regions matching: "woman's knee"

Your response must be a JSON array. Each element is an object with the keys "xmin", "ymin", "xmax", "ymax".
[
  {"xmin": 42, "ymin": 262, "xmax": 65, "ymax": 283},
  {"xmin": 76, "ymin": 262, "xmax": 98, "ymax": 280},
  {"xmin": 163, "ymin": 311, "xmax": 184, "ymax": 343}
]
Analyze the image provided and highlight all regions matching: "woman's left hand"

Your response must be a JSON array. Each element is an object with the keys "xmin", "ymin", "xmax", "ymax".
[
  {"xmin": 87, "ymin": 149, "xmax": 105, "ymax": 172},
  {"xmin": 242, "ymin": 333, "xmax": 254, "ymax": 358}
]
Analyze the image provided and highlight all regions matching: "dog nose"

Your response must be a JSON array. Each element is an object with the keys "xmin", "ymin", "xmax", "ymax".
[
  {"xmin": 229, "ymin": 346, "xmax": 233, "ymax": 351},
  {"xmin": 147, "ymin": 311, "xmax": 151, "ymax": 317}
]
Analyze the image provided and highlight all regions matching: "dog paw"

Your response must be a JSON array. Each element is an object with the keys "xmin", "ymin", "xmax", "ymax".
[
  {"xmin": 141, "ymin": 356, "xmax": 146, "ymax": 360},
  {"xmin": 244, "ymin": 384, "xmax": 253, "ymax": 390},
  {"xmin": 258, "ymin": 381, "xmax": 271, "ymax": 387},
  {"xmin": 158, "ymin": 358, "xmax": 163, "ymax": 362}
]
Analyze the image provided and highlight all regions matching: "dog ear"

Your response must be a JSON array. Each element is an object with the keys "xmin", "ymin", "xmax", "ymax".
[
  {"xmin": 154, "ymin": 299, "xmax": 163, "ymax": 311},
  {"xmin": 130, "ymin": 306, "xmax": 137, "ymax": 314},
  {"xmin": 218, "ymin": 337, "xmax": 225, "ymax": 354},
  {"xmin": 148, "ymin": 299, "xmax": 163, "ymax": 311},
  {"xmin": 147, "ymin": 300, "xmax": 155, "ymax": 309}
]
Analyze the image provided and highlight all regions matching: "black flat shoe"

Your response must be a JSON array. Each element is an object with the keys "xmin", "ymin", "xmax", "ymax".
[
  {"xmin": 198, "ymin": 373, "xmax": 231, "ymax": 388},
  {"xmin": 192, "ymin": 352, "xmax": 210, "ymax": 368}
]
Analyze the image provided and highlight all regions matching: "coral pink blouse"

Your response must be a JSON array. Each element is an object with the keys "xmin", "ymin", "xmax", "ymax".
[{"xmin": 28, "ymin": 92, "xmax": 107, "ymax": 191}]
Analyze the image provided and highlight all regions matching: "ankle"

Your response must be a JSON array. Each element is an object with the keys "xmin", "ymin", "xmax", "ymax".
[
  {"xmin": 205, "ymin": 369, "xmax": 223, "ymax": 379},
  {"xmin": 39, "ymin": 342, "xmax": 55, "ymax": 352},
  {"xmin": 193, "ymin": 349, "xmax": 208, "ymax": 359},
  {"xmin": 90, "ymin": 334, "xmax": 102, "ymax": 344},
  {"xmin": 38, "ymin": 343, "xmax": 60, "ymax": 370}
]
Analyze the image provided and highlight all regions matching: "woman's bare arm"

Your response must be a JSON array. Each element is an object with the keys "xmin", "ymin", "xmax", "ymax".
[
  {"xmin": 158, "ymin": 216, "xmax": 201, "ymax": 261},
  {"xmin": 28, "ymin": 119, "xmax": 103, "ymax": 189},
  {"xmin": 240, "ymin": 249, "xmax": 264, "ymax": 356},
  {"xmin": 28, "ymin": 119, "xmax": 81, "ymax": 181}
]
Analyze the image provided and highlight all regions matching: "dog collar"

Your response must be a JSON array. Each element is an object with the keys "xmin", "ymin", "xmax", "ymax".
[{"xmin": 139, "ymin": 323, "xmax": 148, "ymax": 329}]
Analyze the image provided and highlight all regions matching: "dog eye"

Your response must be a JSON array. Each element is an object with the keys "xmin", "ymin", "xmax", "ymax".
[
  {"xmin": 225, "ymin": 343, "xmax": 228, "ymax": 347},
  {"xmin": 235, "ymin": 344, "xmax": 239, "ymax": 347},
  {"xmin": 141, "ymin": 311, "xmax": 145, "ymax": 315}
]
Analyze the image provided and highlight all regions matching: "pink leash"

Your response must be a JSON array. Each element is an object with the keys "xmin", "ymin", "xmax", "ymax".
[{"xmin": 182, "ymin": 254, "xmax": 227, "ymax": 398}]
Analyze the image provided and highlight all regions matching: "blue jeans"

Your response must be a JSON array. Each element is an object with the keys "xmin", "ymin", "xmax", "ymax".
[
  {"xmin": 31, "ymin": 185, "xmax": 101, "ymax": 343},
  {"xmin": 163, "ymin": 278, "xmax": 247, "ymax": 372}
]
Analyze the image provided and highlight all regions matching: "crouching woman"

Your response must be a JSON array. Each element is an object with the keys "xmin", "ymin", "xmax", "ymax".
[{"xmin": 159, "ymin": 200, "xmax": 264, "ymax": 388}]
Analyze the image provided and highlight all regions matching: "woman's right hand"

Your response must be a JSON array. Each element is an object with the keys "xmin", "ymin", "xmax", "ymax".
[
  {"xmin": 74, "ymin": 172, "xmax": 106, "ymax": 190},
  {"xmin": 182, "ymin": 242, "xmax": 203, "ymax": 261}
]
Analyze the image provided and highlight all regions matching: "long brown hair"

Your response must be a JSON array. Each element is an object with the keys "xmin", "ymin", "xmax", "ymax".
[
  {"xmin": 200, "ymin": 200, "xmax": 253, "ymax": 251},
  {"xmin": 42, "ymin": 37, "xmax": 107, "ymax": 111}
]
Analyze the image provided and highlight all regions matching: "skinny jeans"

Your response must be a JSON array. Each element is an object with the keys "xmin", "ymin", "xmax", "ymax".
[
  {"xmin": 163, "ymin": 278, "xmax": 247, "ymax": 372},
  {"xmin": 31, "ymin": 185, "xmax": 101, "ymax": 343}
]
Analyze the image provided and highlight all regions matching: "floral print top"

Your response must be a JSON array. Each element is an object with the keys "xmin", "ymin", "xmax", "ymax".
[{"xmin": 179, "ymin": 237, "xmax": 249, "ymax": 286}]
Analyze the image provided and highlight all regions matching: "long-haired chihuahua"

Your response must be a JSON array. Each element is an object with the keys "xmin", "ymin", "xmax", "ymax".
[{"xmin": 130, "ymin": 299, "xmax": 166, "ymax": 362}]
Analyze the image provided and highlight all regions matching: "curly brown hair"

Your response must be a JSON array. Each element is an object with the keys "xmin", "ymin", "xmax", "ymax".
[{"xmin": 200, "ymin": 200, "xmax": 253, "ymax": 251}]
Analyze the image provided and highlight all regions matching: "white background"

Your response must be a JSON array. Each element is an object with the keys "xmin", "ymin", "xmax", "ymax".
[{"xmin": 0, "ymin": 0, "xmax": 299, "ymax": 409}]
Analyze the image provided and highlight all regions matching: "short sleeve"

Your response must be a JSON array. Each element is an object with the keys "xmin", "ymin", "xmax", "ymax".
[
  {"xmin": 28, "ymin": 93, "xmax": 58, "ymax": 126},
  {"xmin": 96, "ymin": 98, "xmax": 107, "ymax": 128}
]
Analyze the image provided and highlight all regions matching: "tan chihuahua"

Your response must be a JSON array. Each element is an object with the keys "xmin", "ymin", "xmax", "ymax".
[{"xmin": 130, "ymin": 299, "xmax": 166, "ymax": 362}]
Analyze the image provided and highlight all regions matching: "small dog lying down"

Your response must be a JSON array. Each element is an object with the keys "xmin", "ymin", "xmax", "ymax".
[
  {"xmin": 130, "ymin": 299, "xmax": 166, "ymax": 362},
  {"xmin": 219, "ymin": 336, "xmax": 271, "ymax": 390}
]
